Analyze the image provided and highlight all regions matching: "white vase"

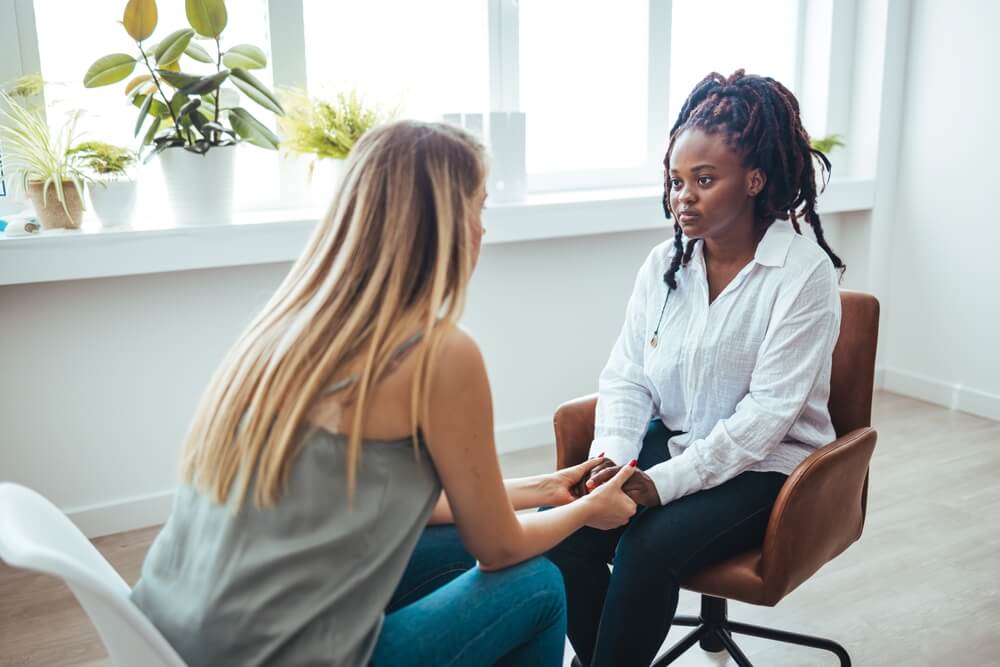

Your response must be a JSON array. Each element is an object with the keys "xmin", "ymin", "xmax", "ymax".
[
  {"xmin": 284, "ymin": 154, "xmax": 346, "ymax": 211},
  {"xmin": 159, "ymin": 145, "xmax": 236, "ymax": 225},
  {"xmin": 88, "ymin": 179, "xmax": 137, "ymax": 228}
]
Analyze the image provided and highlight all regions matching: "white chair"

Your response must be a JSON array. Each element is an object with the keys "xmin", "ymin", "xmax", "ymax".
[{"xmin": 0, "ymin": 482, "xmax": 187, "ymax": 667}]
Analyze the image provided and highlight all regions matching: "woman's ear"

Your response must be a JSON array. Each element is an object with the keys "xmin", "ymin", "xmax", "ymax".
[{"xmin": 747, "ymin": 168, "xmax": 766, "ymax": 197}]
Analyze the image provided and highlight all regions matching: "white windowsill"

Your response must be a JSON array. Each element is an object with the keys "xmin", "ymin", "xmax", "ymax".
[{"xmin": 0, "ymin": 178, "xmax": 875, "ymax": 287}]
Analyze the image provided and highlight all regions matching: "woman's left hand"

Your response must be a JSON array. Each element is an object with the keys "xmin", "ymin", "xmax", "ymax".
[{"xmin": 545, "ymin": 456, "xmax": 609, "ymax": 505}]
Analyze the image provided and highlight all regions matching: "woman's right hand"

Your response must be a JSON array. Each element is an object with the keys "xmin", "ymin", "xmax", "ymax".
[{"xmin": 580, "ymin": 460, "xmax": 639, "ymax": 530}]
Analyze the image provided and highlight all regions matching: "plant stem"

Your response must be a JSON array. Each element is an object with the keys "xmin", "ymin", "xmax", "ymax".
[
  {"xmin": 213, "ymin": 37, "xmax": 222, "ymax": 127},
  {"xmin": 138, "ymin": 43, "xmax": 182, "ymax": 143}
]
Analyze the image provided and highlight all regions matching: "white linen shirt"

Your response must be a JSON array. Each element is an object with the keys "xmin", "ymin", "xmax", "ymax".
[{"xmin": 590, "ymin": 220, "xmax": 841, "ymax": 505}]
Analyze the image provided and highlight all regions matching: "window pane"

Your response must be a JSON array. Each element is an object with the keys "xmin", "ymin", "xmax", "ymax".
[
  {"xmin": 32, "ymin": 0, "xmax": 278, "ymax": 214},
  {"xmin": 519, "ymin": 0, "xmax": 649, "ymax": 175},
  {"xmin": 302, "ymin": 0, "xmax": 488, "ymax": 121},
  {"xmin": 669, "ymin": 0, "xmax": 799, "ymax": 122}
]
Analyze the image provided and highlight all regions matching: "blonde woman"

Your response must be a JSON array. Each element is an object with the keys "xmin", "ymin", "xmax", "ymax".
[{"xmin": 130, "ymin": 121, "xmax": 639, "ymax": 667}]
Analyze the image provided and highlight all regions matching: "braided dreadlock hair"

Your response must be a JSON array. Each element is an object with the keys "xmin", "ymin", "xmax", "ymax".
[{"xmin": 661, "ymin": 70, "xmax": 845, "ymax": 290}]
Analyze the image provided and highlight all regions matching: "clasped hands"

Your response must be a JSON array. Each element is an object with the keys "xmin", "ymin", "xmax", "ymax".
[{"xmin": 550, "ymin": 453, "xmax": 661, "ymax": 508}]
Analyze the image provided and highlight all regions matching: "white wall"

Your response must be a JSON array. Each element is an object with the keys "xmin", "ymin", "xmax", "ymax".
[
  {"xmin": 879, "ymin": 0, "xmax": 1000, "ymax": 419},
  {"xmin": 0, "ymin": 228, "xmax": 667, "ymax": 535}
]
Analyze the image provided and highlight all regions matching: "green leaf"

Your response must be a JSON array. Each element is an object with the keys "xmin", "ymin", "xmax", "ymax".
[
  {"xmin": 123, "ymin": 0, "xmax": 158, "ymax": 41},
  {"xmin": 153, "ymin": 28, "xmax": 195, "ymax": 67},
  {"xmin": 179, "ymin": 70, "xmax": 230, "ymax": 96},
  {"xmin": 156, "ymin": 69, "xmax": 201, "ymax": 90},
  {"xmin": 222, "ymin": 44, "xmax": 266, "ymax": 70},
  {"xmin": 132, "ymin": 93, "xmax": 169, "ymax": 117},
  {"xmin": 184, "ymin": 41, "xmax": 214, "ymax": 63},
  {"xmin": 124, "ymin": 74, "xmax": 153, "ymax": 97},
  {"xmin": 189, "ymin": 107, "xmax": 208, "ymax": 132},
  {"xmin": 169, "ymin": 92, "xmax": 191, "ymax": 117},
  {"xmin": 141, "ymin": 114, "xmax": 162, "ymax": 147},
  {"xmin": 135, "ymin": 93, "xmax": 154, "ymax": 137},
  {"xmin": 83, "ymin": 54, "xmax": 137, "ymax": 88},
  {"xmin": 185, "ymin": 0, "xmax": 227, "ymax": 38},
  {"xmin": 229, "ymin": 106, "xmax": 279, "ymax": 149},
  {"xmin": 204, "ymin": 88, "xmax": 239, "ymax": 110},
  {"xmin": 230, "ymin": 68, "xmax": 283, "ymax": 115}
]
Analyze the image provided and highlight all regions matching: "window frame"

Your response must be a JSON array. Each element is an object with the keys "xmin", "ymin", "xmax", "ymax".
[{"xmin": 3, "ymin": 0, "xmax": 853, "ymax": 206}]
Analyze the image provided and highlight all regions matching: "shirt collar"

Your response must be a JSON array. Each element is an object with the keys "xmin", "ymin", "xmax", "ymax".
[
  {"xmin": 753, "ymin": 219, "xmax": 795, "ymax": 268},
  {"xmin": 684, "ymin": 219, "xmax": 795, "ymax": 273}
]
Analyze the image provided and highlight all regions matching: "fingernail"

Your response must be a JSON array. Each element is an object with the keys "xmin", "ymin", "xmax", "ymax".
[
  {"xmin": 629, "ymin": 459, "xmax": 638, "ymax": 467},
  {"xmin": 597, "ymin": 452, "xmax": 605, "ymax": 458}
]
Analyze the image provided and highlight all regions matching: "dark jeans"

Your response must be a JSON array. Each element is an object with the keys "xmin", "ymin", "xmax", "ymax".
[{"xmin": 545, "ymin": 420, "xmax": 787, "ymax": 667}]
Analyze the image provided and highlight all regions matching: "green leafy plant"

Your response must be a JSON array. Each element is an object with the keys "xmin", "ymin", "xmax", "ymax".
[
  {"xmin": 811, "ymin": 134, "xmax": 845, "ymax": 154},
  {"xmin": 3, "ymin": 73, "xmax": 45, "ymax": 100},
  {"xmin": 278, "ymin": 89, "xmax": 394, "ymax": 161},
  {"xmin": 83, "ymin": 0, "xmax": 284, "ymax": 161},
  {"xmin": 0, "ymin": 88, "xmax": 88, "ymax": 217},
  {"xmin": 68, "ymin": 141, "xmax": 137, "ymax": 177}
]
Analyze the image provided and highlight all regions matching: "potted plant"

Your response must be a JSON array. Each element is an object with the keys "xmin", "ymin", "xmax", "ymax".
[
  {"xmin": 811, "ymin": 134, "xmax": 845, "ymax": 154},
  {"xmin": 69, "ymin": 141, "xmax": 138, "ymax": 228},
  {"xmin": 83, "ymin": 0, "xmax": 283, "ymax": 225},
  {"xmin": 278, "ymin": 89, "xmax": 392, "ymax": 208},
  {"xmin": 0, "ymin": 82, "xmax": 88, "ymax": 230}
]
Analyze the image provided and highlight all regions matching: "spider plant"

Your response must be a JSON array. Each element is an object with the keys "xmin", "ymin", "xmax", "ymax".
[{"xmin": 0, "ymin": 88, "xmax": 88, "ymax": 226}]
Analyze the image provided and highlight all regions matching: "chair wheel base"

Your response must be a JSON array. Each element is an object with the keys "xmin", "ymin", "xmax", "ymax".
[{"xmin": 652, "ymin": 596, "xmax": 851, "ymax": 667}]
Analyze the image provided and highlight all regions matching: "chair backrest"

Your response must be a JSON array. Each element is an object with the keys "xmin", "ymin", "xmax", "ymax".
[
  {"xmin": 829, "ymin": 291, "xmax": 881, "ymax": 436},
  {"xmin": 0, "ymin": 483, "xmax": 187, "ymax": 667}
]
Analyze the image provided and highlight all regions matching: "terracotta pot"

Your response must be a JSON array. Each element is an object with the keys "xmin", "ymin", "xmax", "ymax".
[{"xmin": 26, "ymin": 181, "xmax": 84, "ymax": 230}]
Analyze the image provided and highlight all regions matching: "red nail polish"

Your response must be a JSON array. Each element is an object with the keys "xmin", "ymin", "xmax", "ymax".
[
  {"xmin": 629, "ymin": 459, "xmax": 638, "ymax": 467},
  {"xmin": 597, "ymin": 452, "xmax": 605, "ymax": 458}
]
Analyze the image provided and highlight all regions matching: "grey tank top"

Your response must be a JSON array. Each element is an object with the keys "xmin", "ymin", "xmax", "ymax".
[{"xmin": 131, "ymin": 335, "xmax": 440, "ymax": 667}]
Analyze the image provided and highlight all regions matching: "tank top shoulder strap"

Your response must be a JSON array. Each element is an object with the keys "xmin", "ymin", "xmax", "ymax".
[{"xmin": 321, "ymin": 331, "xmax": 424, "ymax": 397}]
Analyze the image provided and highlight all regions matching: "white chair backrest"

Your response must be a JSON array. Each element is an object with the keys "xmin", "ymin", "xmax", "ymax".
[{"xmin": 0, "ymin": 483, "xmax": 186, "ymax": 667}]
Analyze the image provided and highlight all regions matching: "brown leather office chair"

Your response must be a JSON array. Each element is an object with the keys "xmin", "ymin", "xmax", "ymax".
[{"xmin": 553, "ymin": 291, "xmax": 879, "ymax": 667}]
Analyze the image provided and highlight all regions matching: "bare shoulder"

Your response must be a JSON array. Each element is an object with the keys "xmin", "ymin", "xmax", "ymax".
[{"xmin": 430, "ymin": 325, "xmax": 489, "ymax": 396}]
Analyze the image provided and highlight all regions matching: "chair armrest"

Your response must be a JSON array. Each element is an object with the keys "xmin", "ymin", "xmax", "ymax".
[
  {"xmin": 759, "ymin": 426, "xmax": 878, "ymax": 604},
  {"xmin": 553, "ymin": 394, "xmax": 598, "ymax": 469}
]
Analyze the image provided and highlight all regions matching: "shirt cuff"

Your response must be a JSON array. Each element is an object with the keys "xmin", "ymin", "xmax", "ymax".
[
  {"xmin": 589, "ymin": 436, "xmax": 640, "ymax": 468},
  {"xmin": 646, "ymin": 455, "xmax": 704, "ymax": 505}
]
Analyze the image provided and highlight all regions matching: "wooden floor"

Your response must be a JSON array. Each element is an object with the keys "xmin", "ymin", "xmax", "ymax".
[{"xmin": 2, "ymin": 391, "xmax": 999, "ymax": 666}]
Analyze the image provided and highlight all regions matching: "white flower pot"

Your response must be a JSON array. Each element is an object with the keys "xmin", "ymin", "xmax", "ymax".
[
  {"xmin": 159, "ymin": 145, "xmax": 236, "ymax": 225},
  {"xmin": 88, "ymin": 179, "xmax": 137, "ymax": 228},
  {"xmin": 284, "ymin": 154, "xmax": 346, "ymax": 210}
]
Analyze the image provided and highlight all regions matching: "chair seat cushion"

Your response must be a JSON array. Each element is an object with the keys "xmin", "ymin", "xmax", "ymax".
[{"xmin": 682, "ymin": 549, "xmax": 776, "ymax": 607}]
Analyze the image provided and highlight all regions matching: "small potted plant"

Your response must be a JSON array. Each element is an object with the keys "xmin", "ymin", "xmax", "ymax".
[
  {"xmin": 0, "ymin": 83, "xmax": 88, "ymax": 230},
  {"xmin": 69, "ymin": 141, "xmax": 138, "ymax": 228},
  {"xmin": 83, "ymin": 0, "xmax": 283, "ymax": 225},
  {"xmin": 278, "ymin": 89, "xmax": 392, "ymax": 208}
]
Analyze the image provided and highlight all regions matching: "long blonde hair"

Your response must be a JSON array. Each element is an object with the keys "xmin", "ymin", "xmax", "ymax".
[{"xmin": 181, "ymin": 121, "xmax": 487, "ymax": 507}]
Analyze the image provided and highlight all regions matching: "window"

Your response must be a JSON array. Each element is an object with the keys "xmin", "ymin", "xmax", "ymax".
[
  {"xmin": 519, "ymin": 0, "xmax": 649, "ymax": 175},
  {"xmin": 669, "ymin": 0, "xmax": 800, "ymax": 122},
  {"xmin": 5, "ymin": 0, "xmax": 832, "ymax": 214},
  {"xmin": 302, "ymin": 0, "xmax": 489, "ymax": 121}
]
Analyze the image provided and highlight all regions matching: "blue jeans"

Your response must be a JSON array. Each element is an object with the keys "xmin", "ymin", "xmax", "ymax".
[{"xmin": 371, "ymin": 525, "xmax": 567, "ymax": 666}]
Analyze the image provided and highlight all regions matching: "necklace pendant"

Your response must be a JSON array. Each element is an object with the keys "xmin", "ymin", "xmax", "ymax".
[{"xmin": 650, "ymin": 334, "xmax": 658, "ymax": 348}]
